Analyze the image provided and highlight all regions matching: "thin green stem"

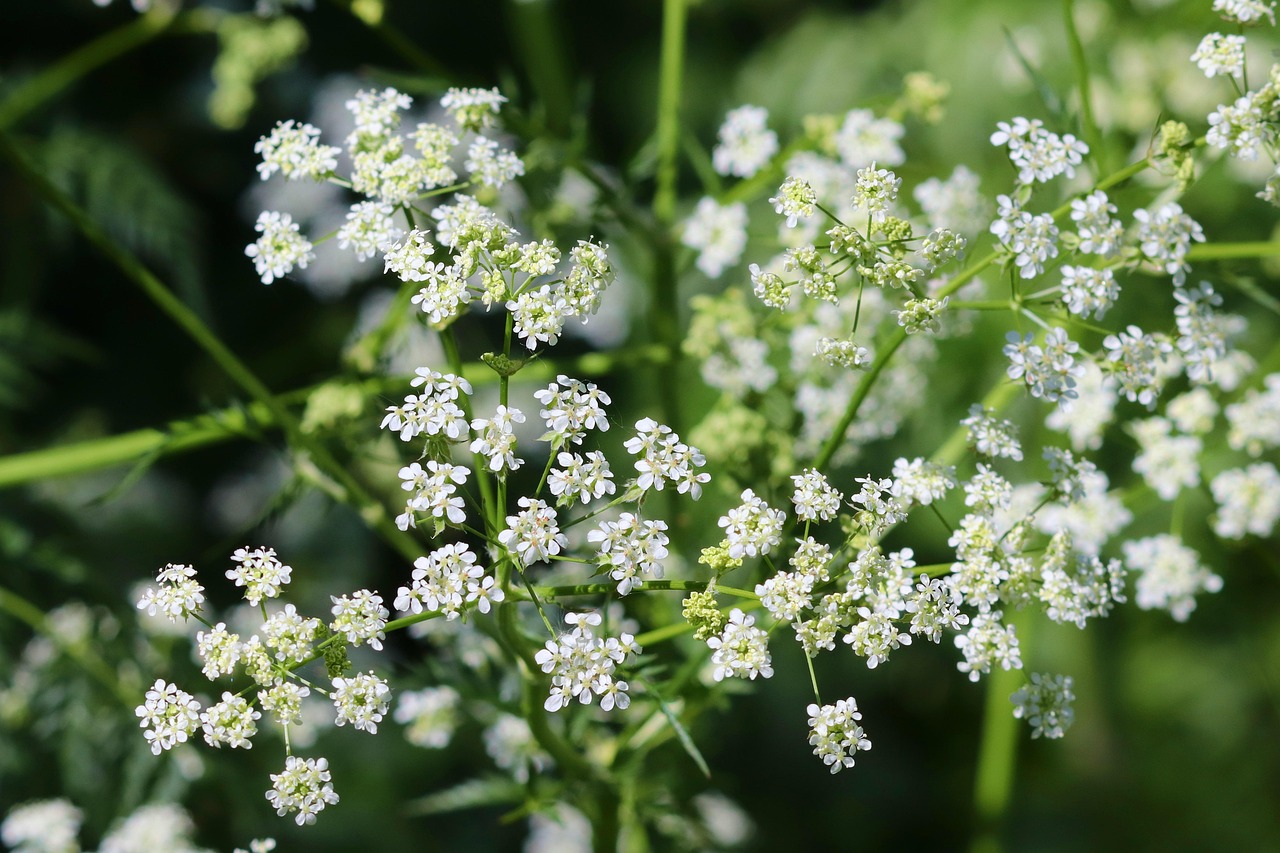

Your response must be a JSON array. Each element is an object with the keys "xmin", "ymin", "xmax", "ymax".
[
  {"xmin": 323, "ymin": 0, "xmax": 451, "ymax": 78},
  {"xmin": 533, "ymin": 579, "xmax": 759, "ymax": 600},
  {"xmin": 1063, "ymin": 0, "xmax": 1106, "ymax": 175}
]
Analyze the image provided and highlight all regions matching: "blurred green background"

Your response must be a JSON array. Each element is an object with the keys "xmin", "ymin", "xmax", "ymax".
[{"xmin": 3, "ymin": 0, "xmax": 1280, "ymax": 850}]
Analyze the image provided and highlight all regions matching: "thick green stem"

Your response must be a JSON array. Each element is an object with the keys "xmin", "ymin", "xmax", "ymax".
[
  {"xmin": 0, "ymin": 130, "xmax": 418, "ymax": 564},
  {"xmin": 648, "ymin": 0, "xmax": 688, "ymax": 438},
  {"xmin": 653, "ymin": 0, "xmax": 686, "ymax": 226},
  {"xmin": 970, "ymin": 609, "xmax": 1034, "ymax": 853},
  {"xmin": 505, "ymin": 0, "xmax": 574, "ymax": 137},
  {"xmin": 1187, "ymin": 241, "xmax": 1280, "ymax": 260}
]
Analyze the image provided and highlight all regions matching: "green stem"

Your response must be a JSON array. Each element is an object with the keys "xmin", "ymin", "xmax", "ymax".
[
  {"xmin": 970, "ymin": 609, "xmax": 1034, "ymax": 853},
  {"xmin": 1187, "ymin": 241, "xmax": 1280, "ymax": 260},
  {"xmin": 1063, "ymin": 0, "xmax": 1105, "ymax": 175},
  {"xmin": 931, "ymin": 381, "xmax": 1021, "ymax": 468},
  {"xmin": 0, "ymin": 130, "xmax": 419, "ymax": 565},
  {"xmin": 649, "ymin": 0, "xmax": 688, "ymax": 441},
  {"xmin": 505, "ymin": 0, "xmax": 574, "ymax": 137},
  {"xmin": 533, "ymin": 579, "xmax": 759, "ymax": 600},
  {"xmin": 653, "ymin": 0, "xmax": 687, "ymax": 226}
]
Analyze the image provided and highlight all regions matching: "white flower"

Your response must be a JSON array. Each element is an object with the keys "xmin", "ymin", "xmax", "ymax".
[
  {"xmin": 834, "ymin": 108, "xmax": 905, "ymax": 168},
  {"xmin": 588, "ymin": 512, "xmax": 669, "ymax": 595},
  {"xmin": 226, "ymin": 546, "xmax": 292, "ymax": 606},
  {"xmin": 346, "ymin": 87, "xmax": 411, "ymax": 141},
  {"xmin": 1225, "ymin": 373, "xmax": 1280, "ymax": 454},
  {"xmin": 98, "ymin": 803, "xmax": 203, "ymax": 853},
  {"xmin": 712, "ymin": 105, "xmax": 778, "ymax": 177},
  {"xmin": 534, "ymin": 612, "xmax": 640, "ymax": 711},
  {"xmin": 1210, "ymin": 463, "xmax": 1280, "ymax": 539},
  {"xmin": 337, "ymin": 201, "xmax": 402, "ymax": 262},
  {"xmin": 465, "ymin": 136, "xmax": 524, "ymax": 188},
  {"xmin": 498, "ymin": 497, "xmax": 566, "ymax": 566},
  {"xmin": 717, "ymin": 488, "xmax": 786, "ymax": 560},
  {"xmin": 707, "ymin": 608, "xmax": 773, "ymax": 681},
  {"xmin": 954, "ymin": 611, "xmax": 1022, "ymax": 681},
  {"xmin": 990, "ymin": 116, "xmax": 1088, "ymax": 184},
  {"xmin": 1130, "ymin": 417, "xmax": 1200, "ymax": 501},
  {"xmin": 1191, "ymin": 32, "xmax": 1246, "ymax": 78},
  {"xmin": 790, "ymin": 468, "xmax": 844, "ymax": 522},
  {"xmin": 200, "ymin": 691, "xmax": 261, "ymax": 749},
  {"xmin": 1213, "ymin": 0, "xmax": 1276, "ymax": 25},
  {"xmin": 266, "ymin": 755, "xmax": 339, "ymax": 826},
  {"xmin": 382, "ymin": 229, "xmax": 436, "ymax": 282},
  {"xmin": 1011, "ymin": 673, "xmax": 1075, "ymax": 739},
  {"xmin": 1, "ymin": 799, "xmax": 82, "ymax": 853},
  {"xmin": 1069, "ymin": 190, "xmax": 1122, "ymax": 256},
  {"xmin": 245, "ymin": 211, "xmax": 314, "ymax": 285},
  {"xmin": 196, "ymin": 622, "xmax": 241, "ymax": 680},
  {"xmin": 261, "ymin": 603, "xmax": 321, "ymax": 664},
  {"xmin": 890, "ymin": 457, "xmax": 957, "ymax": 508},
  {"xmin": 769, "ymin": 177, "xmax": 817, "ymax": 228},
  {"xmin": 484, "ymin": 714, "xmax": 551, "ymax": 783},
  {"xmin": 136, "ymin": 678, "xmax": 201, "ymax": 755},
  {"xmin": 330, "ymin": 589, "xmax": 389, "ymax": 650},
  {"xmin": 961, "ymin": 403, "xmax": 1023, "ymax": 460},
  {"xmin": 395, "ymin": 542, "xmax": 484, "ymax": 620},
  {"xmin": 681, "ymin": 197, "xmax": 748, "ymax": 278},
  {"xmin": 806, "ymin": 698, "xmax": 872, "ymax": 773},
  {"xmin": 1123, "ymin": 534, "xmax": 1222, "ymax": 622},
  {"xmin": 1132, "ymin": 202, "xmax": 1204, "ymax": 284},
  {"xmin": 258, "ymin": 680, "xmax": 309, "ymax": 726},
  {"xmin": 1060, "ymin": 265, "xmax": 1119, "ymax": 319},
  {"xmin": 508, "ymin": 285, "xmax": 570, "ymax": 350},
  {"xmin": 441, "ymin": 86, "xmax": 507, "ymax": 132},
  {"xmin": 254, "ymin": 119, "xmax": 339, "ymax": 181},
  {"xmin": 332, "ymin": 671, "xmax": 391, "ymax": 734},
  {"xmin": 470, "ymin": 405, "xmax": 526, "ymax": 473},
  {"xmin": 394, "ymin": 686, "xmax": 461, "ymax": 749},
  {"xmin": 914, "ymin": 165, "xmax": 988, "ymax": 234},
  {"xmin": 136, "ymin": 563, "xmax": 204, "ymax": 622}
]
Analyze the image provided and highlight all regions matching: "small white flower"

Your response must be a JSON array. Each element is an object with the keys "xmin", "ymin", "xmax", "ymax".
[
  {"xmin": 806, "ymin": 698, "xmax": 872, "ymax": 773},
  {"xmin": 332, "ymin": 672, "xmax": 391, "ymax": 734},
  {"xmin": 266, "ymin": 755, "xmax": 339, "ymax": 826},
  {"xmin": 245, "ymin": 211, "xmax": 314, "ymax": 285},
  {"xmin": 136, "ymin": 678, "xmax": 201, "ymax": 755},
  {"xmin": 712, "ymin": 105, "xmax": 778, "ymax": 177}
]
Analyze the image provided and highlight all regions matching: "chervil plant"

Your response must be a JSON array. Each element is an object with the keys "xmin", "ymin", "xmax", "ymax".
[{"xmin": 4, "ymin": 0, "xmax": 1280, "ymax": 850}]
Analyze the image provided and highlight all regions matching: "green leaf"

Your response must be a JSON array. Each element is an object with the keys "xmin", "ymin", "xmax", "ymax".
[
  {"xmin": 405, "ymin": 776, "xmax": 525, "ymax": 816},
  {"xmin": 1226, "ymin": 275, "xmax": 1280, "ymax": 318},
  {"xmin": 1001, "ymin": 26, "xmax": 1063, "ymax": 121},
  {"xmin": 641, "ymin": 677, "xmax": 710, "ymax": 779},
  {"xmin": 39, "ymin": 126, "xmax": 206, "ymax": 311}
]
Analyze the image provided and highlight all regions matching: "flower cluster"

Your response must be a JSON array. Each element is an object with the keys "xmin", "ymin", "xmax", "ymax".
[{"xmin": 535, "ymin": 612, "xmax": 641, "ymax": 712}]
